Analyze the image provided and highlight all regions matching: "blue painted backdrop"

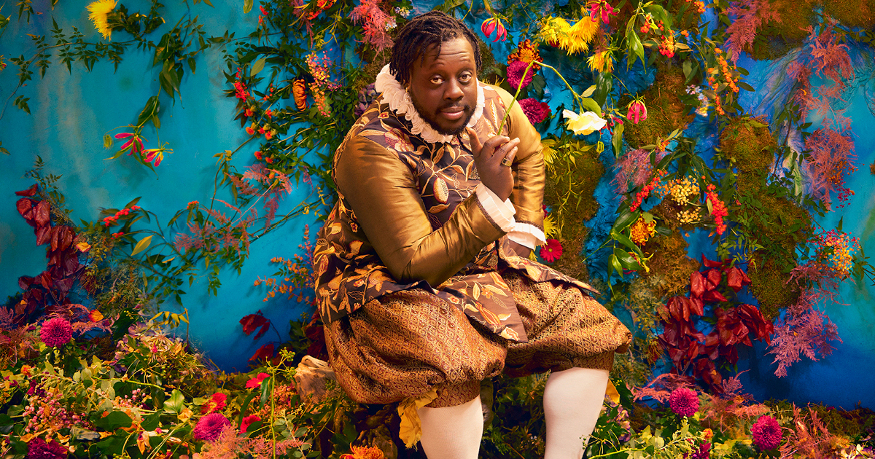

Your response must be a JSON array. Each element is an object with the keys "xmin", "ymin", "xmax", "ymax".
[{"xmin": 1, "ymin": 0, "xmax": 873, "ymax": 408}]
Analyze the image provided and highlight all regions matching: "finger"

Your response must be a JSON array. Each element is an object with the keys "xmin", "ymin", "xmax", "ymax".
[
  {"xmin": 491, "ymin": 138, "xmax": 520, "ymax": 163},
  {"xmin": 466, "ymin": 128, "xmax": 483, "ymax": 158},
  {"xmin": 482, "ymin": 135, "xmax": 511, "ymax": 156},
  {"xmin": 501, "ymin": 147, "xmax": 518, "ymax": 167}
]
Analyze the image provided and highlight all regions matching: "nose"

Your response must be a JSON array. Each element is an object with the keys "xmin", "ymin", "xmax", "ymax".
[{"xmin": 444, "ymin": 78, "xmax": 463, "ymax": 100}]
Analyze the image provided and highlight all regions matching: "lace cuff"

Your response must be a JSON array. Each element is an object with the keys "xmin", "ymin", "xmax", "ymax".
[
  {"xmin": 507, "ymin": 222, "xmax": 547, "ymax": 250},
  {"xmin": 475, "ymin": 183, "xmax": 516, "ymax": 233}
]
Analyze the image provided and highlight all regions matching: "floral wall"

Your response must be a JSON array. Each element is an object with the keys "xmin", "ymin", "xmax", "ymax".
[{"xmin": 2, "ymin": 0, "xmax": 875, "ymax": 415}]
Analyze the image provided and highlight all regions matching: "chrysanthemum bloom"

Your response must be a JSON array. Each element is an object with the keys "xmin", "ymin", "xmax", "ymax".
[
  {"xmin": 507, "ymin": 39, "xmax": 542, "ymax": 71},
  {"xmin": 668, "ymin": 387, "xmax": 699, "ymax": 417},
  {"xmin": 27, "ymin": 437, "xmax": 68, "ymax": 459},
  {"xmin": 518, "ymin": 98, "xmax": 551, "ymax": 125},
  {"xmin": 340, "ymin": 445, "xmax": 387, "ymax": 459},
  {"xmin": 87, "ymin": 0, "xmax": 117, "ymax": 40},
  {"xmin": 539, "ymin": 238, "xmax": 563, "ymax": 262},
  {"xmin": 751, "ymin": 415, "xmax": 782, "ymax": 450},
  {"xmin": 506, "ymin": 60, "xmax": 534, "ymax": 91},
  {"xmin": 193, "ymin": 413, "xmax": 231, "ymax": 441},
  {"xmin": 539, "ymin": 17, "xmax": 571, "ymax": 48},
  {"xmin": 564, "ymin": 18, "xmax": 600, "ymax": 54},
  {"xmin": 246, "ymin": 372, "xmax": 270, "ymax": 389},
  {"xmin": 563, "ymin": 110, "xmax": 606, "ymax": 135},
  {"xmin": 240, "ymin": 414, "xmax": 261, "ymax": 433},
  {"xmin": 40, "ymin": 317, "xmax": 73, "ymax": 348},
  {"xmin": 587, "ymin": 49, "xmax": 614, "ymax": 73}
]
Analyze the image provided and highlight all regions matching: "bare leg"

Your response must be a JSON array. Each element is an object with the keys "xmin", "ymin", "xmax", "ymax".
[
  {"xmin": 543, "ymin": 368, "xmax": 610, "ymax": 459},
  {"xmin": 416, "ymin": 395, "xmax": 484, "ymax": 459}
]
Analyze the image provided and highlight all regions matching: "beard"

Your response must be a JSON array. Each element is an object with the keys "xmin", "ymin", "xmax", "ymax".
[{"xmin": 409, "ymin": 95, "xmax": 474, "ymax": 136}]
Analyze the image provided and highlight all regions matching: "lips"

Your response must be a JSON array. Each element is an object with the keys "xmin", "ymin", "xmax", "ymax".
[{"xmin": 440, "ymin": 105, "xmax": 467, "ymax": 120}]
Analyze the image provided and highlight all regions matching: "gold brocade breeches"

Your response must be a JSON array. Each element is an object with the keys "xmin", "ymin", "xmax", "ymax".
[{"xmin": 324, "ymin": 271, "xmax": 632, "ymax": 408}]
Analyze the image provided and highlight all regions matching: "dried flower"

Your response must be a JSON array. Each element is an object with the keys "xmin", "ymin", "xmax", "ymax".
[
  {"xmin": 27, "ymin": 437, "xmax": 68, "ymax": 459},
  {"xmin": 518, "ymin": 98, "xmax": 551, "ymax": 124},
  {"xmin": 40, "ymin": 317, "xmax": 73, "ymax": 348},
  {"xmin": 539, "ymin": 238, "xmax": 563, "ymax": 262},
  {"xmin": 668, "ymin": 387, "xmax": 699, "ymax": 417},
  {"xmin": 193, "ymin": 413, "xmax": 231, "ymax": 441},
  {"xmin": 506, "ymin": 60, "xmax": 534, "ymax": 91},
  {"xmin": 751, "ymin": 415, "xmax": 782, "ymax": 450}
]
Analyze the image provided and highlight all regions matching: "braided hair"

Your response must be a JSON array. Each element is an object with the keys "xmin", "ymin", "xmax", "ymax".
[{"xmin": 389, "ymin": 11, "xmax": 482, "ymax": 87}]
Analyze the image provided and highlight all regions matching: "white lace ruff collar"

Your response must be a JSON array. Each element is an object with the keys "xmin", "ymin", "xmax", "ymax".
[{"xmin": 374, "ymin": 64, "xmax": 486, "ymax": 144}]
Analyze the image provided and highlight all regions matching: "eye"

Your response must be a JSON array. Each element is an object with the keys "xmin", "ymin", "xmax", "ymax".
[
  {"xmin": 459, "ymin": 73, "xmax": 473, "ymax": 84},
  {"xmin": 430, "ymin": 76, "xmax": 443, "ymax": 85}
]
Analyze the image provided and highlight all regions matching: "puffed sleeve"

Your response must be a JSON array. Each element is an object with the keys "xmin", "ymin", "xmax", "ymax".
[
  {"xmin": 334, "ymin": 135, "xmax": 505, "ymax": 287},
  {"xmin": 495, "ymin": 86, "xmax": 546, "ymax": 232}
]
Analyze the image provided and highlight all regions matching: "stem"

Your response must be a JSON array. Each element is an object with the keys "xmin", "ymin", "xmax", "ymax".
[{"xmin": 497, "ymin": 60, "xmax": 537, "ymax": 135}]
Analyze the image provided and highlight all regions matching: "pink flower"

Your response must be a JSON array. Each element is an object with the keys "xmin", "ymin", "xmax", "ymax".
[
  {"xmin": 27, "ymin": 437, "xmax": 67, "ymax": 459},
  {"xmin": 507, "ymin": 60, "xmax": 534, "ymax": 91},
  {"xmin": 518, "ymin": 98, "xmax": 551, "ymax": 124},
  {"xmin": 668, "ymin": 387, "xmax": 699, "ymax": 417},
  {"xmin": 246, "ymin": 372, "xmax": 270, "ymax": 389},
  {"xmin": 627, "ymin": 100, "xmax": 648, "ymax": 124},
  {"xmin": 751, "ymin": 415, "xmax": 782, "ymax": 450},
  {"xmin": 539, "ymin": 238, "xmax": 563, "ymax": 263},
  {"xmin": 201, "ymin": 392, "xmax": 227, "ymax": 414},
  {"xmin": 481, "ymin": 17, "xmax": 507, "ymax": 42},
  {"xmin": 193, "ymin": 413, "xmax": 231, "ymax": 441},
  {"xmin": 143, "ymin": 149, "xmax": 164, "ymax": 166},
  {"xmin": 240, "ymin": 414, "xmax": 262, "ymax": 433},
  {"xmin": 40, "ymin": 317, "xmax": 73, "ymax": 348},
  {"xmin": 115, "ymin": 132, "xmax": 145, "ymax": 155}
]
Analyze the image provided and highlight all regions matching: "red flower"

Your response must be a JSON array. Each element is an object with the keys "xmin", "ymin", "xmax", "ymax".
[
  {"xmin": 115, "ymin": 132, "xmax": 145, "ymax": 155},
  {"xmin": 27, "ymin": 437, "xmax": 67, "ymax": 459},
  {"xmin": 507, "ymin": 60, "xmax": 534, "ymax": 91},
  {"xmin": 240, "ymin": 414, "xmax": 262, "ymax": 433},
  {"xmin": 518, "ymin": 98, "xmax": 551, "ymax": 124},
  {"xmin": 40, "ymin": 317, "xmax": 73, "ymax": 348},
  {"xmin": 751, "ymin": 415, "xmax": 782, "ymax": 450},
  {"xmin": 481, "ymin": 17, "xmax": 507, "ymax": 42},
  {"xmin": 539, "ymin": 238, "xmax": 563, "ymax": 262},
  {"xmin": 201, "ymin": 392, "xmax": 227, "ymax": 414},
  {"xmin": 627, "ymin": 100, "xmax": 648, "ymax": 124},
  {"xmin": 193, "ymin": 413, "xmax": 231, "ymax": 441},
  {"xmin": 668, "ymin": 387, "xmax": 699, "ymax": 417},
  {"xmin": 246, "ymin": 372, "xmax": 270, "ymax": 389}
]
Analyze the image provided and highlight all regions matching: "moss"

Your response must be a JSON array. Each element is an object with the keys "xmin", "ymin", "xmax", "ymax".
[
  {"xmin": 822, "ymin": 0, "xmax": 875, "ymax": 29},
  {"xmin": 719, "ymin": 116, "xmax": 777, "ymax": 176},
  {"xmin": 748, "ymin": 255, "xmax": 800, "ymax": 318},
  {"xmin": 640, "ymin": 231, "xmax": 700, "ymax": 298},
  {"xmin": 622, "ymin": 63, "xmax": 694, "ymax": 150},
  {"xmin": 746, "ymin": 0, "xmax": 815, "ymax": 61}
]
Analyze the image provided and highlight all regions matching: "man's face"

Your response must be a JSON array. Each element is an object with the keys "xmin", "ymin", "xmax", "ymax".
[{"xmin": 407, "ymin": 37, "xmax": 478, "ymax": 136}]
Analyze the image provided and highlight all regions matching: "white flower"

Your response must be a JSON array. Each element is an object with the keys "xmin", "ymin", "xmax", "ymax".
[{"xmin": 562, "ymin": 109, "xmax": 607, "ymax": 135}]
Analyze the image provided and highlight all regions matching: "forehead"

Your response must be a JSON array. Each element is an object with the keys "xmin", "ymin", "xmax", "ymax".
[{"xmin": 415, "ymin": 37, "xmax": 476, "ymax": 72}]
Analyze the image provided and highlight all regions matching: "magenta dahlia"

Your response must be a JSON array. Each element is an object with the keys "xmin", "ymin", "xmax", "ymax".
[
  {"xmin": 27, "ymin": 437, "xmax": 67, "ymax": 459},
  {"xmin": 751, "ymin": 415, "xmax": 782, "ymax": 450},
  {"xmin": 518, "ymin": 98, "xmax": 551, "ymax": 124},
  {"xmin": 506, "ymin": 60, "xmax": 534, "ymax": 90},
  {"xmin": 39, "ymin": 317, "xmax": 72, "ymax": 348},
  {"xmin": 193, "ymin": 413, "xmax": 231, "ymax": 441},
  {"xmin": 668, "ymin": 387, "xmax": 700, "ymax": 417}
]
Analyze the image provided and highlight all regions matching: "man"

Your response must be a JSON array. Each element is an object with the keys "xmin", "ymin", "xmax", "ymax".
[{"xmin": 312, "ymin": 11, "xmax": 631, "ymax": 459}]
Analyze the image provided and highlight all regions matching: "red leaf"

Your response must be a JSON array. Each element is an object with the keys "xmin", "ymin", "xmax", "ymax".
[
  {"xmin": 249, "ymin": 343, "xmax": 275, "ymax": 362},
  {"xmin": 16, "ymin": 198, "xmax": 36, "ymax": 224},
  {"xmin": 240, "ymin": 312, "xmax": 270, "ymax": 340},
  {"xmin": 34, "ymin": 200, "xmax": 51, "ymax": 227},
  {"xmin": 35, "ymin": 224, "xmax": 52, "ymax": 246},
  {"xmin": 50, "ymin": 226, "xmax": 60, "ymax": 251},
  {"xmin": 690, "ymin": 271, "xmax": 705, "ymax": 298},
  {"xmin": 701, "ymin": 255, "xmax": 724, "ymax": 268},
  {"xmin": 15, "ymin": 184, "xmax": 38, "ymax": 196},
  {"xmin": 706, "ymin": 268, "xmax": 722, "ymax": 288},
  {"xmin": 726, "ymin": 266, "xmax": 751, "ymax": 292},
  {"xmin": 18, "ymin": 276, "xmax": 35, "ymax": 290},
  {"xmin": 58, "ymin": 226, "xmax": 73, "ymax": 251}
]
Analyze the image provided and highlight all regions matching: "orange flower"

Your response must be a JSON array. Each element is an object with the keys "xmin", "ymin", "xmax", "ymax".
[{"xmin": 293, "ymin": 79, "xmax": 308, "ymax": 110}]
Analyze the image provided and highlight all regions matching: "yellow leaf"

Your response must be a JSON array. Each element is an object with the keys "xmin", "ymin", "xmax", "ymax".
[
  {"xmin": 131, "ymin": 235, "xmax": 152, "ymax": 256},
  {"xmin": 75, "ymin": 241, "xmax": 91, "ymax": 252},
  {"xmin": 605, "ymin": 380, "xmax": 620, "ymax": 404},
  {"xmin": 397, "ymin": 387, "xmax": 438, "ymax": 448}
]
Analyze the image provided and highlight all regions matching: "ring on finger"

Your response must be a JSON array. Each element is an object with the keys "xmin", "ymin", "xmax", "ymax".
[{"xmin": 501, "ymin": 156, "xmax": 513, "ymax": 167}]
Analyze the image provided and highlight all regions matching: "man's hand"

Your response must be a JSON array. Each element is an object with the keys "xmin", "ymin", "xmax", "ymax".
[{"xmin": 467, "ymin": 127, "xmax": 519, "ymax": 201}]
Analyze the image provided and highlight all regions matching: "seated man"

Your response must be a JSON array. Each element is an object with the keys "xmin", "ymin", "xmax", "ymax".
[{"xmin": 312, "ymin": 11, "xmax": 632, "ymax": 459}]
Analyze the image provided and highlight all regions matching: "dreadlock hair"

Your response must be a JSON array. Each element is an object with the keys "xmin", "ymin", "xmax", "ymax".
[{"xmin": 389, "ymin": 11, "xmax": 482, "ymax": 87}]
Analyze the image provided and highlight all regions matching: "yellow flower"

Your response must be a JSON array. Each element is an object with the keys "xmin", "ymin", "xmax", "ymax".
[
  {"xmin": 587, "ymin": 49, "xmax": 614, "ymax": 73},
  {"xmin": 564, "ymin": 18, "xmax": 599, "ymax": 54},
  {"xmin": 563, "ymin": 109, "xmax": 606, "ymax": 135},
  {"xmin": 87, "ymin": 0, "xmax": 117, "ymax": 40},
  {"xmin": 539, "ymin": 17, "xmax": 571, "ymax": 48}
]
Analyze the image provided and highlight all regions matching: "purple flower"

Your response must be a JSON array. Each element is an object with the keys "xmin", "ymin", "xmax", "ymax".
[
  {"xmin": 688, "ymin": 441, "xmax": 711, "ymax": 459},
  {"xmin": 193, "ymin": 413, "xmax": 231, "ymax": 441},
  {"xmin": 751, "ymin": 415, "xmax": 782, "ymax": 450},
  {"xmin": 518, "ymin": 98, "xmax": 551, "ymax": 124},
  {"xmin": 668, "ymin": 387, "xmax": 699, "ymax": 417},
  {"xmin": 506, "ymin": 60, "xmax": 534, "ymax": 91},
  {"xmin": 39, "ymin": 317, "xmax": 72, "ymax": 348},
  {"xmin": 27, "ymin": 437, "xmax": 67, "ymax": 459}
]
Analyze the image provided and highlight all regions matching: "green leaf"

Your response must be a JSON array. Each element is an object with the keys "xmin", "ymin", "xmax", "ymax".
[
  {"xmin": 611, "ymin": 230, "xmax": 641, "ymax": 254},
  {"xmin": 93, "ymin": 411, "xmax": 133, "ymax": 430},
  {"xmin": 250, "ymin": 57, "xmax": 266, "ymax": 77},
  {"xmin": 137, "ymin": 95, "xmax": 160, "ymax": 128},
  {"xmin": 579, "ymin": 97, "xmax": 602, "ymax": 116},
  {"xmin": 612, "ymin": 122, "xmax": 624, "ymax": 158},
  {"xmin": 625, "ymin": 29, "xmax": 645, "ymax": 69},
  {"xmin": 243, "ymin": 0, "xmax": 253, "ymax": 13},
  {"xmin": 612, "ymin": 209, "xmax": 638, "ymax": 232},
  {"xmin": 163, "ymin": 389, "xmax": 185, "ymax": 413},
  {"xmin": 610, "ymin": 254, "xmax": 624, "ymax": 279},
  {"xmin": 131, "ymin": 235, "xmax": 152, "ymax": 256}
]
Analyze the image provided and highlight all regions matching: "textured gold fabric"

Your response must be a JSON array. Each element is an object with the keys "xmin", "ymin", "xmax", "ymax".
[{"xmin": 324, "ymin": 271, "xmax": 631, "ymax": 408}]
